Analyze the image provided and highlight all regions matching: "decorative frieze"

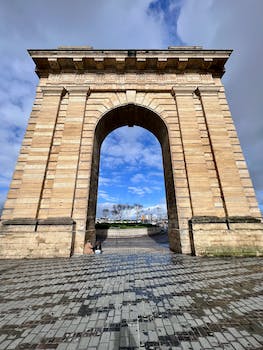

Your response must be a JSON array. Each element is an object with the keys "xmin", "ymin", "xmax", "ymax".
[{"xmin": 30, "ymin": 48, "xmax": 232, "ymax": 78}]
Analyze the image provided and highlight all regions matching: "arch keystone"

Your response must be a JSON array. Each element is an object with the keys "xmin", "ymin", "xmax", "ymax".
[{"xmin": 126, "ymin": 89, "xmax": 137, "ymax": 103}]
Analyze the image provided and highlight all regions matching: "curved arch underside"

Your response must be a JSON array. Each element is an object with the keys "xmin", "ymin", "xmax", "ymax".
[
  {"xmin": 96, "ymin": 104, "xmax": 168, "ymax": 145},
  {"xmin": 86, "ymin": 103, "xmax": 181, "ymax": 253}
]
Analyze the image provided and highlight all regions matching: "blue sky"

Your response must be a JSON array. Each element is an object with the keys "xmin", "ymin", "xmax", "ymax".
[
  {"xmin": 0, "ymin": 0, "xmax": 262, "ymax": 216},
  {"xmin": 97, "ymin": 126, "xmax": 166, "ymax": 218}
]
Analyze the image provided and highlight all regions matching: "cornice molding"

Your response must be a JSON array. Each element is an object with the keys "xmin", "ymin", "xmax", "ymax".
[
  {"xmin": 29, "ymin": 48, "xmax": 232, "ymax": 78},
  {"xmin": 171, "ymin": 86, "xmax": 196, "ymax": 96},
  {"xmin": 66, "ymin": 85, "xmax": 91, "ymax": 95},
  {"xmin": 41, "ymin": 86, "xmax": 66, "ymax": 96},
  {"xmin": 196, "ymin": 86, "xmax": 220, "ymax": 96}
]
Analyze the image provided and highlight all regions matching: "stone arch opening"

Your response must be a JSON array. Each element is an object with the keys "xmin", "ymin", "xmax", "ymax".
[{"xmin": 85, "ymin": 103, "xmax": 181, "ymax": 252}]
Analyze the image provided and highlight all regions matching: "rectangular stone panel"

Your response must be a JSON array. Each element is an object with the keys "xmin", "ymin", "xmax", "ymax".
[{"xmin": 199, "ymin": 88, "xmax": 251, "ymax": 216}]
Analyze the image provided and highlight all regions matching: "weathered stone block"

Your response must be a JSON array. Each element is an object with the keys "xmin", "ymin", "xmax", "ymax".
[{"xmin": 192, "ymin": 220, "xmax": 263, "ymax": 256}]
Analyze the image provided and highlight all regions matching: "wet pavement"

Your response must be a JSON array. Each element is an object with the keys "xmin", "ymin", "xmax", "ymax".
[{"xmin": 0, "ymin": 234, "xmax": 262, "ymax": 349}]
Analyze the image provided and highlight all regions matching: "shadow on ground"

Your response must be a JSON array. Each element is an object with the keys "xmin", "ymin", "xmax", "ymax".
[{"xmin": 97, "ymin": 231, "xmax": 170, "ymax": 254}]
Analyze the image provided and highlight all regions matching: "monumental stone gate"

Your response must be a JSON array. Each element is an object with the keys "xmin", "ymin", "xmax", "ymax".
[{"xmin": 0, "ymin": 47, "xmax": 262, "ymax": 258}]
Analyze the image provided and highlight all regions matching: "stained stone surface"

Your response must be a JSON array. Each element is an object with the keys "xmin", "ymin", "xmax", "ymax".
[{"xmin": 0, "ymin": 234, "xmax": 262, "ymax": 349}]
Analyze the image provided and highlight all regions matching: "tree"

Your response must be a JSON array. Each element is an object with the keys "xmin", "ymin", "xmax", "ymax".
[
  {"xmin": 134, "ymin": 203, "xmax": 143, "ymax": 222},
  {"xmin": 102, "ymin": 208, "xmax": 109, "ymax": 220},
  {"xmin": 116, "ymin": 204, "xmax": 129, "ymax": 221},
  {"xmin": 156, "ymin": 206, "xmax": 161, "ymax": 220},
  {"xmin": 116, "ymin": 204, "xmax": 122, "ymax": 221},
  {"xmin": 110, "ymin": 203, "xmax": 144, "ymax": 221},
  {"xmin": 111, "ymin": 205, "xmax": 118, "ymax": 220},
  {"xmin": 124, "ymin": 204, "xmax": 134, "ymax": 220}
]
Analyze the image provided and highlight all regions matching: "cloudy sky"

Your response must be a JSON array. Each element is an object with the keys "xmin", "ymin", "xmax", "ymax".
[
  {"xmin": 98, "ymin": 126, "xmax": 167, "ymax": 218},
  {"xmin": 0, "ymin": 0, "xmax": 262, "ymax": 218}
]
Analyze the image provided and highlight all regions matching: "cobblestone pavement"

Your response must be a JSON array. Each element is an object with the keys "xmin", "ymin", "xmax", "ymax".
[{"xmin": 0, "ymin": 234, "xmax": 262, "ymax": 349}]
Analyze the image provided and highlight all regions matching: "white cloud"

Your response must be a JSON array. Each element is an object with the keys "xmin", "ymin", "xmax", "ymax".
[
  {"xmin": 177, "ymin": 0, "xmax": 263, "ymax": 214},
  {"xmin": 98, "ymin": 190, "xmax": 117, "ymax": 202},
  {"xmin": 143, "ymin": 202, "xmax": 167, "ymax": 219},
  {"xmin": 2, "ymin": 0, "xmax": 261, "ymax": 217},
  {"xmin": 98, "ymin": 177, "xmax": 113, "ymax": 187},
  {"xmin": 256, "ymin": 190, "xmax": 263, "ymax": 214},
  {"xmin": 101, "ymin": 126, "xmax": 163, "ymax": 171},
  {"xmin": 128, "ymin": 186, "xmax": 152, "ymax": 196},
  {"xmin": 0, "ymin": 0, "xmax": 167, "ymax": 212},
  {"xmin": 131, "ymin": 173, "xmax": 146, "ymax": 183},
  {"xmin": 96, "ymin": 200, "xmax": 167, "ymax": 219},
  {"xmin": 140, "ymin": 146, "xmax": 163, "ymax": 170},
  {"xmin": 96, "ymin": 202, "xmax": 114, "ymax": 218},
  {"xmin": 148, "ymin": 171, "xmax": 164, "ymax": 178},
  {"xmin": 0, "ymin": 1, "xmax": 165, "ymax": 54}
]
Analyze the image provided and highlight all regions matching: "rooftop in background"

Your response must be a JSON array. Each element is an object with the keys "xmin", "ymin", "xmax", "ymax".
[{"xmin": 28, "ymin": 46, "xmax": 232, "ymax": 78}]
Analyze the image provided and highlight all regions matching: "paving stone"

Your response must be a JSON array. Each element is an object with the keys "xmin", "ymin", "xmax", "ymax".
[
  {"xmin": 78, "ymin": 336, "xmax": 90, "ymax": 349},
  {"xmin": 66, "ymin": 343, "xmax": 78, "ymax": 350},
  {"xmin": 56, "ymin": 344, "xmax": 68, "ymax": 350},
  {"xmin": 231, "ymin": 341, "xmax": 246, "ymax": 350},
  {"xmin": 199, "ymin": 337, "xmax": 213, "ymax": 348},
  {"xmin": 0, "ymin": 242, "xmax": 262, "ymax": 349},
  {"xmin": 245, "ymin": 336, "xmax": 262, "ymax": 348},
  {"xmin": 190, "ymin": 341, "xmax": 202, "ymax": 350},
  {"xmin": 223, "ymin": 332, "xmax": 235, "ymax": 342}
]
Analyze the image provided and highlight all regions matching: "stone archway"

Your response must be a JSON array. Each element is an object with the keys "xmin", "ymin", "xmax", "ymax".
[
  {"xmin": 85, "ymin": 103, "xmax": 181, "ymax": 253},
  {"xmin": 1, "ymin": 47, "xmax": 262, "ymax": 258}
]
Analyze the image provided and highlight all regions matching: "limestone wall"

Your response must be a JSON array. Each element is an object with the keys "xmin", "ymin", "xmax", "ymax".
[
  {"xmin": 96, "ymin": 226, "xmax": 162, "ymax": 239},
  {"xmin": 192, "ymin": 219, "xmax": 263, "ymax": 256},
  {"xmin": 0, "ymin": 219, "xmax": 74, "ymax": 258}
]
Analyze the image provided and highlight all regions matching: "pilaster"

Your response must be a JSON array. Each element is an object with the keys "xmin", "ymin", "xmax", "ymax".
[
  {"xmin": 172, "ymin": 86, "xmax": 218, "ymax": 218},
  {"xmin": 197, "ymin": 86, "xmax": 250, "ymax": 216},
  {"xmin": 48, "ymin": 86, "xmax": 90, "ymax": 219},
  {"xmin": 12, "ymin": 86, "xmax": 65, "ymax": 218}
]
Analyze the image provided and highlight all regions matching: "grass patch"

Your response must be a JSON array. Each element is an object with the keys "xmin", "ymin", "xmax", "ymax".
[
  {"xmin": 201, "ymin": 246, "xmax": 263, "ymax": 257},
  {"xmin": 95, "ymin": 222, "xmax": 155, "ymax": 229}
]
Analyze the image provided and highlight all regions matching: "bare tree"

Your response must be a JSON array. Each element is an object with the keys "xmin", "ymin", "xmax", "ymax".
[
  {"xmin": 124, "ymin": 204, "xmax": 134, "ymax": 220},
  {"xmin": 110, "ymin": 203, "xmax": 144, "ymax": 222},
  {"xmin": 134, "ymin": 203, "xmax": 143, "ymax": 222},
  {"xmin": 156, "ymin": 206, "xmax": 161, "ymax": 220},
  {"xmin": 116, "ymin": 204, "xmax": 130, "ymax": 221},
  {"xmin": 116, "ymin": 204, "xmax": 122, "ymax": 221},
  {"xmin": 111, "ymin": 205, "xmax": 118, "ymax": 220},
  {"xmin": 102, "ymin": 208, "xmax": 109, "ymax": 220}
]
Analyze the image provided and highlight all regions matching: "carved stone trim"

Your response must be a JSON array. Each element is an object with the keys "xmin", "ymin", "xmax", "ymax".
[
  {"xmin": 171, "ymin": 85, "xmax": 196, "ymax": 96},
  {"xmin": 190, "ymin": 216, "xmax": 226, "ymax": 224},
  {"xmin": 66, "ymin": 85, "xmax": 90, "ymax": 95},
  {"xmin": 90, "ymin": 87, "xmax": 171, "ymax": 93},
  {"xmin": 196, "ymin": 85, "xmax": 220, "ymax": 95},
  {"xmin": 48, "ymin": 58, "xmax": 60, "ymax": 70},
  {"xmin": 2, "ymin": 217, "xmax": 76, "ymax": 226},
  {"xmin": 2, "ymin": 218, "xmax": 37, "ymax": 225},
  {"xmin": 38, "ymin": 217, "xmax": 75, "ymax": 225},
  {"xmin": 29, "ymin": 49, "xmax": 232, "ymax": 78},
  {"xmin": 227, "ymin": 216, "xmax": 261, "ymax": 223},
  {"xmin": 190, "ymin": 216, "xmax": 262, "ymax": 224},
  {"xmin": 73, "ymin": 58, "xmax": 84, "ymax": 70},
  {"xmin": 41, "ymin": 86, "xmax": 66, "ymax": 96}
]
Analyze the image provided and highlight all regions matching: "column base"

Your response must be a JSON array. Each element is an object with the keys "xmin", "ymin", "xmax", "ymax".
[
  {"xmin": 0, "ymin": 218, "xmax": 75, "ymax": 258},
  {"xmin": 190, "ymin": 216, "xmax": 263, "ymax": 256}
]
